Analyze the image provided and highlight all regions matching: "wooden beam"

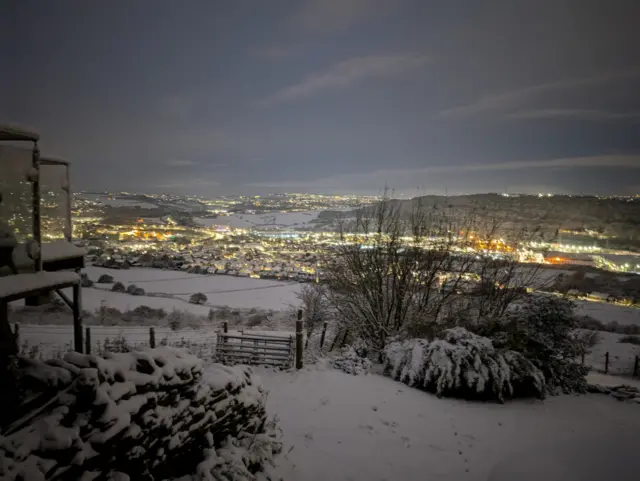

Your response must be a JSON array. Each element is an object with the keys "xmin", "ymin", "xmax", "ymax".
[
  {"xmin": 72, "ymin": 284, "xmax": 82, "ymax": 353},
  {"xmin": 55, "ymin": 289, "xmax": 73, "ymax": 309}
]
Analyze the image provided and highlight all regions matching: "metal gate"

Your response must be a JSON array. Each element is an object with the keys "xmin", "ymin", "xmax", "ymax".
[{"xmin": 214, "ymin": 331, "xmax": 295, "ymax": 368}]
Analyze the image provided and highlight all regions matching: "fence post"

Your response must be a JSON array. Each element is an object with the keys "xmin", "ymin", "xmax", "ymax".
[
  {"xmin": 329, "ymin": 329, "xmax": 341, "ymax": 352},
  {"xmin": 604, "ymin": 351, "xmax": 609, "ymax": 374},
  {"xmin": 295, "ymin": 310, "xmax": 303, "ymax": 370},
  {"xmin": 319, "ymin": 321, "xmax": 328, "ymax": 349},
  {"xmin": 223, "ymin": 321, "xmax": 228, "ymax": 333},
  {"xmin": 340, "ymin": 329, "xmax": 350, "ymax": 348},
  {"xmin": 85, "ymin": 327, "xmax": 91, "ymax": 355},
  {"xmin": 149, "ymin": 327, "xmax": 156, "ymax": 348},
  {"xmin": 13, "ymin": 323, "xmax": 20, "ymax": 347},
  {"xmin": 634, "ymin": 355, "xmax": 639, "ymax": 378}
]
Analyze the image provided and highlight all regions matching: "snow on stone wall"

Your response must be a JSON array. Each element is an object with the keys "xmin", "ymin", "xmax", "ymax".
[{"xmin": 0, "ymin": 348, "xmax": 282, "ymax": 480}]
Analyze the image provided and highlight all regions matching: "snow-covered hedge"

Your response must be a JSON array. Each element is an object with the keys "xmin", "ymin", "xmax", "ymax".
[
  {"xmin": 332, "ymin": 346, "xmax": 373, "ymax": 375},
  {"xmin": 384, "ymin": 328, "xmax": 546, "ymax": 402},
  {"xmin": 0, "ymin": 348, "xmax": 282, "ymax": 480}
]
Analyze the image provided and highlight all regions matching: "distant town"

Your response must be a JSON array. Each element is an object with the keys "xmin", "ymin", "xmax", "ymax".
[{"xmin": 4, "ymin": 185, "xmax": 640, "ymax": 284}]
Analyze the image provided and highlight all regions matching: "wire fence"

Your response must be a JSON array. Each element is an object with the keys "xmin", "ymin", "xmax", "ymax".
[
  {"xmin": 580, "ymin": 349, "xmax": 640, "ymax": 378},
  {"xmin": 14, "ymin": 323, "xmax": 220, "ymax": 361}
]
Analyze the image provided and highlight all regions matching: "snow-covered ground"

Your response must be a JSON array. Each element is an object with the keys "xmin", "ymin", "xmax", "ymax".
[
  {"xmin": 78, "ymin": 193, "xmax": 158, "ymax": 209},
  {"xmin": 582, "ymin": 330, "xmax": 640, "ymax": 375},
  {"xmin": 194, "ymin": 211, "xmax": 320, "ymax": 229},
  {"xmin": 83, "ymin": 266, "xmax": 301, "ymax": 311},
  {"xmin": 575, "ymin": 299, "xmax": 640, "ymax": 326},
  {"xmin": 255, "ymin": 364, "xmax": 640, "ymax": 481},
  {"xmin": 16, "ymin": 324, "xmax": 216, "ymax": 358},
  {"xmin": 16, "ymin": 322, "xmax": 294, "ymax": 360}
]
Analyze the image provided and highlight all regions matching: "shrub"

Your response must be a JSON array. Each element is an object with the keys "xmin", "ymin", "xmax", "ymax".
[
  {"xmin": 332, "ymin": 346, "xmax": 373, "ymax": 375},
  {"xmin": 111, "ymin": 282, "xmax": 126, "ymax": 293},
  {"xmin": 97, "ymin": 274, "xmax": 114, "ymax": 284},
  {"xmin": 619, "ymin": 335, "xmax": 640, "ymax": 345},
  {"xmin": 189, "ymin": 292, "xmax": 208, "ymax": 305},
  {"xmin": 126, "ymin": 284, "xmax": 146, "ymax": 296},
  {"xmin": 246, "ymin": 313, "xmax": 265, "ymax": 327},
  {"xmin": 131, "ymin": 305, "xmax": 167, "ymax": 319},
  {"xmin": 483, "ymin": 296, "xmax": 588, "ymax": 394},
  {"xmin": 384, "ymin": 328, "xmax": 545, "ymax": 402}
]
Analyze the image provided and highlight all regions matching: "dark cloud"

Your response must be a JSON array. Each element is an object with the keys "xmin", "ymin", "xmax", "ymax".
[{"xmin": 1, "ymin": 0, "xmax": 639, "ymax": 196}]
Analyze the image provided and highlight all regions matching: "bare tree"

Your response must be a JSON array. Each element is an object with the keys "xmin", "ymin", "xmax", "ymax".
[
  {"xmin": 323, "ymin": 191, "xmax": 556, "ymax": 353},
  {"xmin": 296, "ymin": 283, "xmax": 329, "ymax": 340}
]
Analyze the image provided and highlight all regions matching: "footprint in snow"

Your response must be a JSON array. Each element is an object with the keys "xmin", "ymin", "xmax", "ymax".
[{"xmin": 380, "ymin": 419, "xmax": 399, "ymax": 429}]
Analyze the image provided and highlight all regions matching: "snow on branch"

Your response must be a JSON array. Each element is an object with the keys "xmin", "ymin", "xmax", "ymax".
[{"xmin": 384, "ymin": 328, "xmax": 546, "ymax": 402}]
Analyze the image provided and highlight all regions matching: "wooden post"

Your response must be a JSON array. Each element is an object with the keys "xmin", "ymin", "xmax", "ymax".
[
  {"xmin": 13, "ymin": 322, "xmax": 19, "ymax": 348},
  {"xmin": 295, "ymin": 310, "xmax": 303, "ymax": 370},
  {"xmin": 580, "ymin": 350, "xmax": 585, "ymax": 366},
  {"xmin": 634, "ymin": 355, "xmax": 639, "ymax": 378},
  {"xmin": 604, "ymin": 351, "xmax": 609, "ymax": 374},
  {"xmin": 85, "ymin": 327, "xmax": 91, "ymax": 354},
  {"xmin": 329, "ymin": 329, "xmax": 341, "ymax": 352},
  {"xmin": 223, "ymin": 321, "xmax": 228, "ymax": 333},
  {"xmin": 340, "ymin": 329, "xmax": 350, "ymax": 348},
  {"xmin": 0, "ymin": 302, "xmax": 17, "ymax": 356},
  {"xmin": 319, "ymin": 321, "xmax": 328, "ymax": 349},
  {"xmin": 72, "ymin": 284, "xmax": 83, "ymax": 353},
  {"xmin": 149, "ymin": 327, "xmax": 156, "ymax": 348},
  {"xmin": 31, "ymin": 142, "xmax": 42, "ymax": 272},
  {"xmin": 64, "ymin": 164, "xmax": 72, "ymax": 242}
]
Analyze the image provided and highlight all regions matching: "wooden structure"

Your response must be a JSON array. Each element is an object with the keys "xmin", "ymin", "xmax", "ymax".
[
  {"xmin": 0, "ymin": 125, "xmax": 41, "ymax": 272},
  {"xmin": 0, "ymin": 272, "xmax": 82, "ymax": 353},
  {"xmin": 0, "ymin": 124, "xmax": 85, "ymax": 353},
  {"xmin": 215, "ymin": 330, "xmax": 294, "ymax": 368}
]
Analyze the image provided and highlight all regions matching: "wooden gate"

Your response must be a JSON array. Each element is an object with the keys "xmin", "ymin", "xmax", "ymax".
[{"xmin": 214, "ymin": 331, "xmax": 294, "ymax": 368}]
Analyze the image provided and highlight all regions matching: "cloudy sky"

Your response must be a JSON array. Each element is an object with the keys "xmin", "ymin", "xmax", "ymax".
[{"xmin": 2, "ymin": 0, "xmax": 639, "ymax": 196}]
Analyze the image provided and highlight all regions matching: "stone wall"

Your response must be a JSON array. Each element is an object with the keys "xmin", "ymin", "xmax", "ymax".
[{"xmin": 0, "ymin": 348, "xmax": 281, "ymax": 480}]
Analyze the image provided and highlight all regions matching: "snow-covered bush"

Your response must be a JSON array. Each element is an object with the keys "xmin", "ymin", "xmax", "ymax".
[
  {"xmin": 482, "ymin": 296, "xmax": 589, "ymax": 394},
  {"xmin": 111, "ymin": 281, "xmax": 126, "ymax": 292},
  {"xmin": 189, "ymin": 292, "xmax": 208, "ymax": 305},
  {"xmin": 332, "ymin": 345, "xmax": 373, "ymax": 375},
  {"xmin": 0, "ymin": 348, "xmax": 281, "ymax": 480},
  {"xmin": 97, "ymin": 274, "xmax": 114, "ymax": 284},
  {"xmin": 384, "ymin": 328, "xmax": 545, "ymax": 402},
  {"xmin": 126, "ymin": 284, "xmax": 145, "ymax": 296}
]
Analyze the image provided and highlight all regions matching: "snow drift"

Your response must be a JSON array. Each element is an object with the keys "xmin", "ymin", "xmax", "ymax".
[
  {"xmin": 384, "ymin": 327, "xmax": 546, "ymax": 402},
  {"xmin": 0, "ymin": 348, "xmax": 282, "ymax": 480}
]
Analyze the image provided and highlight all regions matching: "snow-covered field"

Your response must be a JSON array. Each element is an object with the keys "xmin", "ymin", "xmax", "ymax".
[
  {"xmin": 16, "ymin": 322, "xmax": 294, "ymax": 360},
  {"xmin": 575, "ymin": 299, "xmax": 640, "ymax": 326},
  {"xmin": 195, "ymin": 211, "xmax": 320, "ymax": 229},
  {"xmin": 582, "ymin": 330, "xmax": 640, "ymax": 375},
  {"xmin": 78, "ymin": 194, "xmax": 158, "ymax": 209},
  {"xmin": 256, "ymin": 364, "xmax": 640, "ymax": 481},
  {"xmin": 83, "ymin": 266, "xmax": 301, "ymax": 311},
  {"xmin": 17, "ymin": 324, "xmax": 216, "ymax": 358}
]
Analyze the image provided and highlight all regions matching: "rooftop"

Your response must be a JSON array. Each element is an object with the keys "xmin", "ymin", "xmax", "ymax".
[{"xmin": 0, "ymin": 124, "xmax": 40, "ymax": 143}]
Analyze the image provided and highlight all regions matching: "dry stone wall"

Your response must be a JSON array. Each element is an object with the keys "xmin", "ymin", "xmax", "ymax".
[{"xmin": 0, "ymin": 348, "xmax": 281, "ymax": 481}]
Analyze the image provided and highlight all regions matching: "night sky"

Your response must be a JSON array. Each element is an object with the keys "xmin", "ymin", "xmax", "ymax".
[{"xmin": 2, "ymin": 0, "xmax": 639, "ymax": 196}]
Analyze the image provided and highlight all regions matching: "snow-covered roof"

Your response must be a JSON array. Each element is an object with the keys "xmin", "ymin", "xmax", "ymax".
[
  {"xmin": 14, "ymin": 241, "xmax": 88, "ymax": 268},
  {"xmin": 0, "ymin": 271, "xmax": 79, "ymax": 298},
  {"xmin": 0, "ymin": 124, "xmax": 40, "ymax": 142},
  {"xmin": 40, "ymin": 155, "xmax": 71, "ymax": 166}
]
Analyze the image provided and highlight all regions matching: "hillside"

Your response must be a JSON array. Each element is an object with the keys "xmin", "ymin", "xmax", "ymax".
[{"xmin": 353, "ymin": 194, "xmax": 640, "ymax": 250}]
